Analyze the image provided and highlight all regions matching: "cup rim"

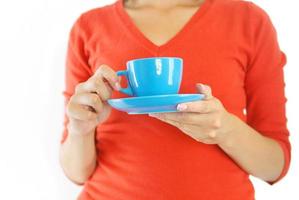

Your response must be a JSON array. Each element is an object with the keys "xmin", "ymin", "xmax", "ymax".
[{"xmin": 126, "ymin": 57, "xmax": 183, "ymax": 65}]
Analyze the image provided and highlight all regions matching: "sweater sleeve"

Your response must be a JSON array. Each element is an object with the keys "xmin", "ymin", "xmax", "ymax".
[
  {"xmin": 61, "ymin": 15, "xmax": 92, "ymax": 144},
  {"xmin": 244, "ymin": 3, "xmax": 291, "ymax": 184}
]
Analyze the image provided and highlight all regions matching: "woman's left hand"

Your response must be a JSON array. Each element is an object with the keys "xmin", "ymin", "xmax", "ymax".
[{"xmin": 149, "ymin": 83, "xmax": 237, "ymax": 145}]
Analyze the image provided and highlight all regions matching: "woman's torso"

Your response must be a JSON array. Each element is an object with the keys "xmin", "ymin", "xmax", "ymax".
[{"xmin": 77, "ymin": 0, "xmax": 255, "ymax": 199}]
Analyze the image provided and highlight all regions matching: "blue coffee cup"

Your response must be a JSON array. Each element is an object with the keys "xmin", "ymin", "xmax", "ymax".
[{"xmin": 117, "ymin": 57, "xmax": 183, "ymax": 96}]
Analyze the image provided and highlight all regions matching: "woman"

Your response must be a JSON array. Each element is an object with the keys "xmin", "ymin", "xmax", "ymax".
[{"xmin": 59, "ymin": 0, "xmax": 291, "ymax": 199}]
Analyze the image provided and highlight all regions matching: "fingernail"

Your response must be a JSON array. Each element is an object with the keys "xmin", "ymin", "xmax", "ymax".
[
  {"xmin": 199, "ymin": 83, "xmax": 206, "ymax": 90},
  {"xmin": 115, "ymin": 82, "xmax": 121, "ymax": 91},
  {"xmin": 177, "ymin": 104, "xmax": 187, "ymax": 111},
  {"xmin": 114, "ymin": 77, "xmax": 120, "ymax": 82}
]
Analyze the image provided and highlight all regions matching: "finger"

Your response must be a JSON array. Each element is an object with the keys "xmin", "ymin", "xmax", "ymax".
[
  {"xmin": 196, "ymin": 83, "xmax": 213, "ymax": 100},
  {"xmin": 179, "ymin": 124, "xmax": 212, "ymax": 141},
  {"xmin": 176, "ymin": 100, "xmax": 218, "ymax": 113},
  {"xmin": 150, "ymin": 112, "xmax": 216, "ymax": 126},
  {"xmin": 70, "ymin": 93, "xmax": 103, "ymax": 113},
  {"xmin": 150, "ymin": 113, "xmax": 197, "ymax": 125},
  {"xmin": 152, "ymin": 114, "xmax": 182, "ymax": 128},
  {"xmin": 75, "ymin": 78, "xmax": 112, "ymax": 101},
  {"xmin": 180, "ymin": 124, "xmax": 218, "ymax": 139},
  {"xmin": 151, "ymin": 114, "xmax": 216, "ymax": 141},
  {"xmin": 153, "ymin": 117, "xmax": 210, "ymax": 142},
  {"xmin": 67, "ymin": 102, "xmax": 98, "ymax": 121},
  {"xmin": 94, "ymin": 64, "xmax": 120, "ymax": 91},
  {"xmin": 159, "ymin": 118, "xmax": 217, "ymax": 143},
  {"xmin": 90, "ymin": 79, "xmax": 112, "ymax": 101}
]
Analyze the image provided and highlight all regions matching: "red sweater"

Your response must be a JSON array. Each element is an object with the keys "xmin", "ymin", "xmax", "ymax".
[{"xmin": 61, "ymin": 0, "xmax": 291, "ymax": 199}]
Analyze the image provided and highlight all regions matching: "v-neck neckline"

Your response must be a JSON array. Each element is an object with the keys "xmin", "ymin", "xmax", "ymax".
[{"xmin": 114, "ymin": 0, "xmax": 213, "ymax": 54}]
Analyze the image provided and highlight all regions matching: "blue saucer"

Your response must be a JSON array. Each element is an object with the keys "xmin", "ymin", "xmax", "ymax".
[{"xmin": 108, "ymin": 94, "xmax": 204, "ymax": 114}]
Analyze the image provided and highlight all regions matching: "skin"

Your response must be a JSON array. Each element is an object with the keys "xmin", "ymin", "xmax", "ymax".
[
  {"xmin": 150, "ymin": 83, "xmax": 284, "ymax": 182},
  {"xmin": 59, "ymin": 65, "xmax": 121, "ymax": 184},
  {"xmin": 60, "ymin": 0, "xmax": 284, "ymax": 185},
  {"xmin": 124, "ymin": 0, "xmax": 206, "ymax": 46}
]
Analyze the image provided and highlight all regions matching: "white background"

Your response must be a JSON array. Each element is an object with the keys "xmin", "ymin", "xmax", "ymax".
[{"xmin": 0, "ymin": 0, "xmax": 298, "ymax": 199}]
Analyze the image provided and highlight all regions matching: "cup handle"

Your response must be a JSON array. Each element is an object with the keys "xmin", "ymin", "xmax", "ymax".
[{"xmin": 116, "ymin": 70, "xmax": 134, "ymax": 96}]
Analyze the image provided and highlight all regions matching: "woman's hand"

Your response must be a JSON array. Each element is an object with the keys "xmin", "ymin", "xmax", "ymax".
[
  {"xmin": 149, "ymin": 83, "xmax": 236, "ymax": 145},
  {"xmin": 60, "ymin": 64, "xmax": 120, "ymax": 184},
  {"xmin": 66, "ymin": 64, "xmax": 120, "ymax": 136}
]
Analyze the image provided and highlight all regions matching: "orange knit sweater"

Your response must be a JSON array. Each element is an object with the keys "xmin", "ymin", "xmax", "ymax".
[{"xmin": 61, "ymin": 0, "xmax": 291, "ymax": 199}]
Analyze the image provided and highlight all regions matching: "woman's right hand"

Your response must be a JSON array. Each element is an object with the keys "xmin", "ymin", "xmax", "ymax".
[{"xmin": 66, "ymin": 64, "xmax": 120, "ymax": 136}]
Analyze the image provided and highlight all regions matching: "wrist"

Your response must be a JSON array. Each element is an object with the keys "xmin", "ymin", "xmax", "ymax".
[
  {"xmin": 67, "ymin": 123, "xmax": 96, "ymax": 138},
  {"xmin": 68, "ymin": 129, "xmax": 95, "ymax": 139},
  {"xmin": 217, "ymin": 113, "xmax": 241, "ymax": 148},
  {"xmin": 65, "ymin": 129, "xmax": 96, "ymax": 147}
]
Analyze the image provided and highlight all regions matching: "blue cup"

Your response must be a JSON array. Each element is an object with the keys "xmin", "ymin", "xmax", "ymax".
[{"xmin": 117, "ymin": 57, "xmax": 183, "ymax": 96}]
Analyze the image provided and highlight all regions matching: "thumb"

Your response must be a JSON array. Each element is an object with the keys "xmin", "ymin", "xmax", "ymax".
[{"xmin": 196, "ymin": 83, "xmax": 213, "ymax": 100}]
